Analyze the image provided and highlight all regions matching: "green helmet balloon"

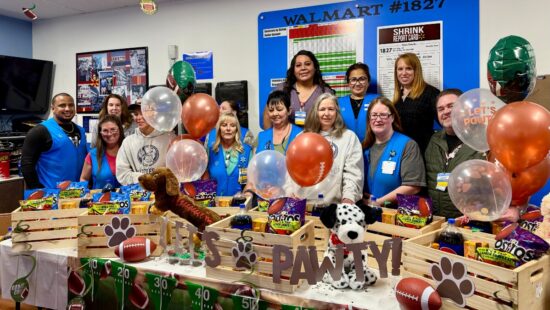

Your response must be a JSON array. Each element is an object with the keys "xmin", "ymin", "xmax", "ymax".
[
  {"xmin": 487, "ymin": 35, "xmax": 536, "ymax": 103},
  {"xmin": 166, "ymin": 61, "xmax": 196, "ymax": 101}
]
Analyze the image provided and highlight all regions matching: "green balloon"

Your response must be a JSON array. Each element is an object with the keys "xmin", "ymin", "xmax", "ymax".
[
  {"xmin": 166, "ymin": 60, "xmax": 196, "ymax": 101},
  {"xmin": 487, "ymin": 35, "xmax": 536, "ymax": 103}
]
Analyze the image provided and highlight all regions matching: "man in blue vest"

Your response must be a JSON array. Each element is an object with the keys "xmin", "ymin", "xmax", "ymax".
[{"xmin": 21, "ymin": 93, "xmax": 87, "ymax": 189}]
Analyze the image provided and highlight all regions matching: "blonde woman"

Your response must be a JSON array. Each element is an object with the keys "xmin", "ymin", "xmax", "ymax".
[
  {"xmin": 207, "ymin": 113, "xmax": 251, "ymax": 196},
  {"xmin": 392, "ymin": 53, "xmax": 440, "ymax": 152}
]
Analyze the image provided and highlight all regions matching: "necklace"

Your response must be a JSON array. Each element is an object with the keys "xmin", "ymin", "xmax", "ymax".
[
  {"xmin": 274, "ymin": 123, "xmax": 291, "ymax": 145},
  {"xmin": 223, "ymin": 147, "xmax": 234, "ymax": 167},
  {"xmin": 61, "ymin": 122, "xmax": 75, "ymax": 134}
]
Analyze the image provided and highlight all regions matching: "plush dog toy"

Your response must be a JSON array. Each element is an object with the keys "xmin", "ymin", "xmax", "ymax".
[
  {"xmin": 320, "ymin": 200, "xmax": 380, "ymax": 289},
  {"xmin": 138, "ymin": 167, "xmax": 220, "ymax": 232}
]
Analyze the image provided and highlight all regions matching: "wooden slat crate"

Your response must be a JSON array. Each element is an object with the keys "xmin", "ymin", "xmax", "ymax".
[
  {"xmin": 10, "ymin": 206, "xmax": 87, "ymax": 252},
  {"xmin": 403, "ymin": 227, "xmax": 550, "ymax": 310},
  {"xmin": 305, "ymin": 215, "xmax": 329, "ymax": 260},
  {"xmin": 77, "ymin": 214, "xmax": 163, "ymax": 258},
  {"xmin": 364, "ymin": 209, "xmax": 445, "ymax": 270},
  {"xmin": 205, "ymin": 214, "xmax": 315, "ymax": 293}
]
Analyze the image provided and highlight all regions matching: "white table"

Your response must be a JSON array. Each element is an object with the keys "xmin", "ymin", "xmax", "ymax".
[{"xmin": 0, "ymin": 240, "xmax": 400, "ymax": 309}]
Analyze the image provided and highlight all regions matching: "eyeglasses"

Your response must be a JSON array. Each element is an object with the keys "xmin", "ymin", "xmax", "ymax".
[
  {"xmin": 370, "ymin": 113, "xmax": 392, "ymax": 120},
  {"xmin": 101, "ymin": 129, "xmax": 119, "ymax": 135},
  {"xmin": 349, "ymin": 76, "xmax": 369, "ymax": 84}
]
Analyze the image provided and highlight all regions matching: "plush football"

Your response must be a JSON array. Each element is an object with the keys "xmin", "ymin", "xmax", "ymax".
[
  {"xmin": 495, "ymin": 223, "xmax": 518, "ymax": 240},
  {"xmin": 395, "ymin": 278, "xmax": 442, "ymax": 310},
  {"xmin": 68, "ymin": 271, "xmax": 86, "ymax": 296},
  {"xmin": 129, "ymin": 282, "xmax": 149, "ymax": 309},
  {"xmin": 521, "ymin": 209, "xmax": 542, "ymax": 221},
  {"xmin": 418, "ymin": 197, "xmax": 431, "ymax": 217},
  {"xmin": 268, "ymin": 198, "xmax": 286, "ymax": 215},
  {"xmin": 114, "ymin": 237, "xmax": 157, "ymax": 262}
]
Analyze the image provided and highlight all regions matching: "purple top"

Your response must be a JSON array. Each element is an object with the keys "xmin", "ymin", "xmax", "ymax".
[{"xmin": 276, "ymin": 83, "xmax": 333, "ymax": 125}]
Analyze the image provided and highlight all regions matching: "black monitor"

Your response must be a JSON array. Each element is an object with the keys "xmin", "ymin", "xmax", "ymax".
[
  {"xmin": 0, "ymin": 55, "xmax": 54, "ymax": 115},
  {"xmin": 215, "ymin": 80, "xmax": 248, "ymax": 110},
  {"xmin": 194, "ymin": 82, "xmax": 212, "ymax": 96}
]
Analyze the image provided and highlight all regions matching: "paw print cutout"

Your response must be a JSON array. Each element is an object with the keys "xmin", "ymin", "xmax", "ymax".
[
  {"xmin": 431, "ymin": 256, "xmax": 474, "ymax": 307},
  {"xmin": 104, "ymin": 216, "xmax": 136, "ymax": 247},
  {"xmin": 231, "ymin": 231, "xmax": 257, "ymax": 270}
]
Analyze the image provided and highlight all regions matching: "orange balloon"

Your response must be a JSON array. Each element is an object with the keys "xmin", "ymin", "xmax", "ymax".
[
  {"xmin": 508, "ymin": 157, "xmax": 550, "ymax": 204},
  {"xmin": 487, "ymin": 101, "xmax": 550, "ymax": 173},
  {"xmin": 181, "ymin": 94, "xmax": 219, "ymax": 139},
  {"xmin": 286, "ymin": 133, "xmax": 333, "ymax": 187}
]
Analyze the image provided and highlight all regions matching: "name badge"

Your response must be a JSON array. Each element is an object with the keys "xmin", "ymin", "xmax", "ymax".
[
  {"xmin": 295, "ymin": 111, "xmax": 306, "ymax": 125},
  {"xmin": 238, "ymin": 168, "xmax": 247, "ymax": 185},
  {"xmin": 364, "ymin": 103, "xmax": 370, "ymax": 111},
  {"xmin": 436, "ymin": 173, "xmax": 450, "ymax": 191},
  {"xmin": 381, "ymin": 160, "xmax": 396, "ymax": 175}
]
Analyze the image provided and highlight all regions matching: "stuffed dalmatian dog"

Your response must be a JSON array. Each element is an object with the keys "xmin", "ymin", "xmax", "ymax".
[{"xmin": 320, "ymin": 200, "xmax": 380, "ymax": 289}]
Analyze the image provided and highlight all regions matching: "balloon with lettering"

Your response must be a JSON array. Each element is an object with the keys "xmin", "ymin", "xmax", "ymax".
[
  {"xmin": 286, "ymin": 133, "xmax": 333, "ymax": 187},
  {"xmin": 448, "ymin": 159, "xmax": 511, "ymax": 221},
  {"xmin": 487, "ymin": 35, "xmax": 536, "ymax": 103},
  {"xmin": 166, "ymin": 60, "xmax": 196, "ymax": 101},
  {"xmin": 182, "ymin": 93, "xmax": 219, "ymax": 139},
  {"xmin": 247, "ymin": 151, "xmax": 287, "ymax": 199},
  {"xmin": 450, "ymin": 88, "xmax": 505, "ymax": 152},
  {"xmin": 166, "ymin": 139, "xmax": 208, "ymax": 183},
  {"xmin": 487, "ymin": 101, "xmax": 550, "ymax": 173},
  {"xmin": 141, "ymin": 86, "xmax": 182, "ymax": 132}
]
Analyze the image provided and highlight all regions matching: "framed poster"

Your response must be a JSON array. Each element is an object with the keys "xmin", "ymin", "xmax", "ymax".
[{"xmin": 76, "ymin": 47, "xmax": 149, "ymax": 113}]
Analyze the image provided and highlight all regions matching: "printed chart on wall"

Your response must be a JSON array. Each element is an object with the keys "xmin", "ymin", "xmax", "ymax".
[
  {"xmin": 286, "ymin": 20, "xmax": 364, "ymax": 97},
  {"xmin": 377, "ymin": 21, "xmax": 442, "ymax": 99}
]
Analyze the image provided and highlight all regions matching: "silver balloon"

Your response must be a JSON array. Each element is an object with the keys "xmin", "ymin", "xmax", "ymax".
[{"xmin": 141, "ymin": 86, "xmax": 182, "ymax": 132}]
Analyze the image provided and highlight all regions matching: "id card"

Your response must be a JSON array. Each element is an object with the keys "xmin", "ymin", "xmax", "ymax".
[
  {"xmin": 238, "ymin": 168, "xmax": 247, "ymax": 184},
  {"xmin": 295, "ymin": 111, "xmax": 306, "ymax": 125},
  {"xmin": 381, "ymin": 160, "xmax": 396, "ymax": 174},
  {"xmin": 436, "ymin": 173, "xmax": 450, "ymax": 191}
]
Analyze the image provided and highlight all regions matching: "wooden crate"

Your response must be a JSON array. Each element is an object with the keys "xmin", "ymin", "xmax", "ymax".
[
  {"xmin": 364, "ymin": 209, "xmax": 445, "ymax": 270},
  {"xmin": 10, "ymin": 207, "xmax": 86, "ymax": 252},
  {"xmin": 305, "ymin": 215, "xmax": 329, "ymax": 260},
  {"xmin": 77, "ymin": 214, "xmax": 163, "ymax": 258},
  {"xmin": 205, "ymin": 213, "xmax": 315, "ymax": 293},
  {"xmin": 403, "ymin": 227, "xmax": 550, "ymax": 310}
]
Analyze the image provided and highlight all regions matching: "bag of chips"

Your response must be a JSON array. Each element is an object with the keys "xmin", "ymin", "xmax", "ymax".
[
  {"xmin": 180, "ymin": 180, "xmax": 216, "ymax": 208},
  {"xmin": 120, "ymin": 183, "xmax": 152, "ymax": 201},
  {"xmin": 56, "ymin": 181, "xmax": 89, "ymax": 199},
  {"xmin": 20, "ymin": 188, "xmax": 60, "ymax": 211},
  {"xmin": 89, "ymin": 192, "xmax": 130, "ymax": 215},
  {"xmin": 396, "ymin": 194, "xmax": 433, "ymax": 229},
  {"xmin": 495, "ymin": 224, "xmax": 549, "ymax": 266},
  {"xmin": 267, "ymin": 197, "xmax": 306, "ymax": 235}
]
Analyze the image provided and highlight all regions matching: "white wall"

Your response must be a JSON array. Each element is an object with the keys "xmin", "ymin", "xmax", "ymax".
[{"xmin": 32, "ymin": 0, "xmax": 549, "ymax": 135}]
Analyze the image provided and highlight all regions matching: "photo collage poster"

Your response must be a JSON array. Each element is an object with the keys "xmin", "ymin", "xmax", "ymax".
[{"xmin": 76, "ymin": 47, "xmax": 148, "ymax": 113}]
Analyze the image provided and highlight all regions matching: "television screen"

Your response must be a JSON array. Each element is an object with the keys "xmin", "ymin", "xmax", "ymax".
[
  {"xmin": 215, "ymin": 80, "xmax": 248, "ymax": 110},
  {"xmin": 0, "ymin": 55, "xmax": 54, "ymax": 115}
]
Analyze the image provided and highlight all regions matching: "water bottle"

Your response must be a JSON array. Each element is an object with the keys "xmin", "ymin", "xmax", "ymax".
[
  {"xmin": 438, "ymin": 218, "xmax": 464, "ymax": 256},
  {"xmin": 311, "ymin": 193, "xmax": 325, "ymax": 217},
  {"xmin": 230, "ymin": 203, "xmax": 252, "ymax": 230}
]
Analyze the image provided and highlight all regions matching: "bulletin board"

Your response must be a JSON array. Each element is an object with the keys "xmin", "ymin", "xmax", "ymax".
[{"xmin": 258, "ymin": 0, "xmax": 479, "ymax": 127}]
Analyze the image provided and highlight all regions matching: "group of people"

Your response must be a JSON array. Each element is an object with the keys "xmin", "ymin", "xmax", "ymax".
[{"xmin": 20, "ymin": 50, "xmax": 484, "ymax": 219}]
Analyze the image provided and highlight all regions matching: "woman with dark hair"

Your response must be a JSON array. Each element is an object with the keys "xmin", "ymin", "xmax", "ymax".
[
  {"xmin": 300, "ymin": 93, "xmax": 364, "ymax": 204},
  {"xmin": 255, "ymin": 90, "xmax": 302, "ymax": 155},
  {"xmin": 273, "ymin": 50, "xmax": 334, "ymax": 127},
  {"xmin": 339, "ymin": 62, "xmax": 378, "ymax": 142},
  {"xmin": 392, "ymin": 53, "xmax": 440, "ymax": 153},
  {"xmin": 363, "ymin": 96, "xmax": 425, "ymax": 205},
  {"xmin": 207, "ymin": 113, "xmax": 251, "ymax": 196},
  {"xmin": 80, "ymin": 115, "xmax": 125, "ymax": 189},
  {"xmin": 204, "ymin": 100, "xmax": 254, "ymax": 148},
  {"xmin": 91, "ymin": 94, "xmax": 136, "ymax": 147}
]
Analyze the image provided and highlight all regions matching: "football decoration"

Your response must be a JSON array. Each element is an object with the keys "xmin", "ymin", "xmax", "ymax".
[
  {"xmin": 418, "ymin": 197, "xmax": 431, "ymax": 217},
  {"xmin": 57, "ymin": 180, "xmax": 71, "ymax": 190},
  {"xmin": 114, "ymin": 237, "xmax": 157, "ymax": 262},
  {"xmin": 129, "ymin": 282, "xmax": 149, "ymax": 309},
  {"xmin": 68, "ymin": 270, "xmax": 86, "ymax": 296},
  {"xmin": 495, "ymin": 222, "xmax": 518, "ymax": 240},
  {"xmin": 395, "ymin": 278, "xmax": 442, "ymax": 310},
  {"xmin": 27, "ymin": 189, "xmax": 45, "ymax": 199},
  {"xmin": 267, "ymin": 198, "xmax": 286, "ymax": 215}
]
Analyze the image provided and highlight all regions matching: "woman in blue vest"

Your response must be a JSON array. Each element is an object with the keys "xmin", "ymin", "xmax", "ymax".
[
  {"xmin": 205, "ymin": 100, "xmax": 254, "ymax": 148},
  {"xmin": 80, "ymin": 115, "xmax": 124, "ymax": 189},
  {"xmin": 363, "ymin": 96, "xmax": 426, "ymax": 205},
  {"xmin": 255, "ymin": 90, "xmax": 301, "ymax": 155},
  {"xmin": 339, "ymin": 63, "xmax": 378, "ymax": 142},
  {"xmin": 208, "ymin": 113, "xmax": 251, "ymax": 196}
]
